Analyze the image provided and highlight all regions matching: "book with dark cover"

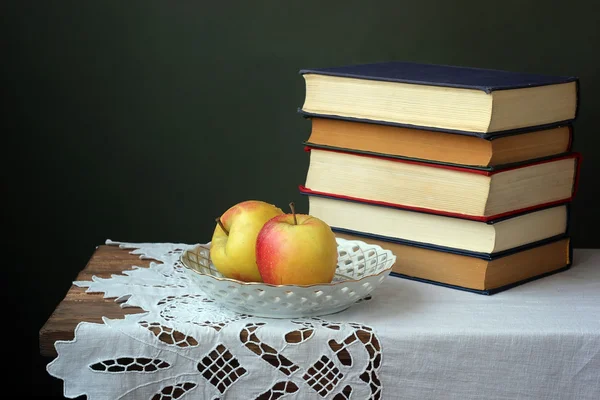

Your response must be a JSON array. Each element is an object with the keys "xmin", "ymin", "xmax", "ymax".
[
  {"xmin": 300, "ymin": 61, "xmax": 578, "ymax": 93},
  {"xmin": 299, "ymin": 61, "xmax": 579, "ymax": 137}
]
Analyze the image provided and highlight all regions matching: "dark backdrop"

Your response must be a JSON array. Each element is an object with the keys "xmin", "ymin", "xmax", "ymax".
[{"xmin": 3, "ymin": 1, "xmax": 599, "ymax": 397}]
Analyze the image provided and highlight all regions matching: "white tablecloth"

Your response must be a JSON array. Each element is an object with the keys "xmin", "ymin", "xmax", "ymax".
[
  {"xmin": 353, "ymin": 248, "xmax": 600, "ymax": 399},
  {"xmin": 47, "ymin": 245, "xmax": 600, "ymax": 399}
]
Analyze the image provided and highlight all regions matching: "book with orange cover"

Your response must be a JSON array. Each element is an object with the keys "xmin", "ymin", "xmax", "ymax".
[
  {"xmin": 301, "ymin": 146, "xmax": 580, "ymax": 222},
  {"xmin": 334, "ymin": 231, "xmax": 572, "ymax": 295},
  {"xmin": 304, "ymin": 117, "xmax": 573, "ymax": 169}
]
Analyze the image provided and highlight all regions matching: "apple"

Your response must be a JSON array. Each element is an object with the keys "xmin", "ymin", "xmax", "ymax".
[
  {"xmin": 256, "ymin": 202, "xmax": 339, "ymax": 285},
  {"xmin": 211, "ymin": 200, "xmax": 283, "ymax": 282}
]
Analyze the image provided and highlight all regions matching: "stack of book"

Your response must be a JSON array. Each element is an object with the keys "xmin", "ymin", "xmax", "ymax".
[{"xmin": 297, "ymin": 61, "xmax": 580, "ymax": 294}]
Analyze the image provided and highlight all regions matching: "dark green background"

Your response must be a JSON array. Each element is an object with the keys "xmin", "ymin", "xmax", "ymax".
[{"xmin": 3, "ymin": 1, "xmax": 599, "ymax": 397}]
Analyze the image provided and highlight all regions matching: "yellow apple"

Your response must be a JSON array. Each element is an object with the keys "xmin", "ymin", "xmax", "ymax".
[
  {"xmin": 210, "ymin": 200, "xmax": 283, "ymax": 282},
  {"xmin": 255, "ymin": 203, "xmax": 338, "ymax": 285}
]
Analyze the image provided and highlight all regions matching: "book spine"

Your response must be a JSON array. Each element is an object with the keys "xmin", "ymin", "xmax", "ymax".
[{"xmin": 572, "ymin": 153, "xmax": 582, "ymax": 198}]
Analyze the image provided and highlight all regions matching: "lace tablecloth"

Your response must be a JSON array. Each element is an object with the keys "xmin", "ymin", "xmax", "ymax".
[{"xmin": 47, "ymin": 241, "xmax": 600, "ymax": 399}]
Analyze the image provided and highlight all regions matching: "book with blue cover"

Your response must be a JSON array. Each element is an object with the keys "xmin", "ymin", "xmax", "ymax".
[{"xmin": 299, "ymin": 61, "xmax": 578, "ymax": 137}]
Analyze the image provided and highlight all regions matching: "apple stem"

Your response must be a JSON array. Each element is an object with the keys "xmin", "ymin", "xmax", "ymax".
[
  {"xmin": 215, "ymin": 217, "xmax": 229, "ymax": 235},
  {"xmin": 289, "ymin": 202, "xmax": 298, "ymax": 225}
]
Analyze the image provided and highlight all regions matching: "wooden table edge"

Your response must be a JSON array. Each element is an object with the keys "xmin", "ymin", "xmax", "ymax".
[{"xmin": 39, "ymin": 245, "xmax": 151, "ymax": 358}]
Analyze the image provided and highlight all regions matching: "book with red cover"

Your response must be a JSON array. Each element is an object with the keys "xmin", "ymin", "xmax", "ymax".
[{"xmin": 300, "ymin": 146, "xmax": 580, "ymax": 222}]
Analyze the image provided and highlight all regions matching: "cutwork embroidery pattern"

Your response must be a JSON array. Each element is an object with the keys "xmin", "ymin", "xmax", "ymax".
[{"xmin": 47, "ymin": 240, "xmax": 382, "ymax": 400}]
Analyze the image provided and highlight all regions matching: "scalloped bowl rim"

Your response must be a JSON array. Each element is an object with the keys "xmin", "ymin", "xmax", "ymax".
[{"xmin": 179, "ymin": 240, "xmax": 396, "ymax": 289}]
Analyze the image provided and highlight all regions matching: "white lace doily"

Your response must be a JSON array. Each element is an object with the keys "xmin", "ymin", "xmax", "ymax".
[{"xmin": 47, "ymin": 240, "xmax": 383, "ymax": 400}]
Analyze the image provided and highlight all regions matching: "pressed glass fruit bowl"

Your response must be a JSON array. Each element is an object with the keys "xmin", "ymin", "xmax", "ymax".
[{"xmin": 179, "ymin": 237, "xmax": 395, "ymax": 318}]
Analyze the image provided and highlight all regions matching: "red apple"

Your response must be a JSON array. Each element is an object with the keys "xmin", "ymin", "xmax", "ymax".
[{"xmin": 256, "ymin": 203, "xmax": 338, "ymax": 285}]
